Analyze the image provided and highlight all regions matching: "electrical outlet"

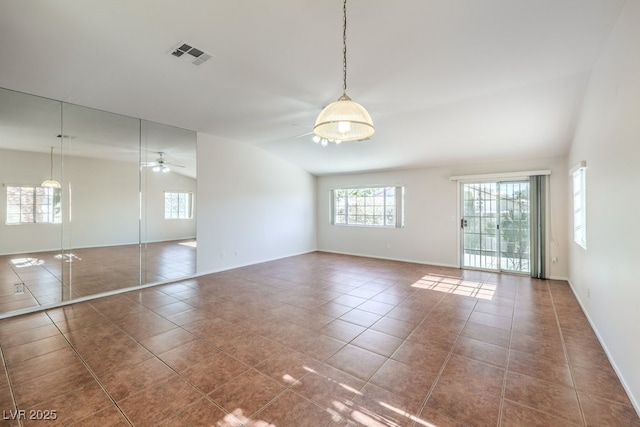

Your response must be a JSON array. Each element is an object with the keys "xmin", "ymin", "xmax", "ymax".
[
  {"xmin": 551, "ymin": 257, "xmax": 557, "ymax": 263},
  {"xmin": 587, "ymin": 288, "xmax": 591, "ymax": 298},
  {"xmin": 15, "ymin": 283, "xmax": 24, "ymax": 294}
]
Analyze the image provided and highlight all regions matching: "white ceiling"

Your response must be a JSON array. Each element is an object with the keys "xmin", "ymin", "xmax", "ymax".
[{"xmin": 0, "ymin": 0, "xmax": 625, "ymax": 176}]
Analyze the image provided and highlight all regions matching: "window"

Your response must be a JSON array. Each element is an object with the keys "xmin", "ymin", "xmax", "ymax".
[
  {"xmin": 332, "ymin": 186, "xmax": 404, "ymax": 227},
  {"xmin": 6, "ymin": 185, "xmax": 61, "ymax": 225},
  {"xmin": 164, "ymin": 192, "xmax": 193, "ymax": 219},
  {"xmin": 572, "ymin": 163, "xmax": 586, "ymax": 248}
]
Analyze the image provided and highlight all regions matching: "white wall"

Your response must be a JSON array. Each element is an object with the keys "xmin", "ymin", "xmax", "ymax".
[
  {"xmin": 317, "ymin": 156, "xmax": 568, "ymax": 278},
  {"xmin": 196, "ymin": 133, "xmax": 317, "ymax": 273},
  {"xmin": 63, "ymin": 154, "xmax": 139, "ymax": 250},
  {"xmin": 567, "ymin": 0, "xmax": 640, "ymax": 411},
  {"xmin": 318, "ymin": 168, "xmax": 459, "ymax": 267},
  {"xmin": 143, "ymin": 169, "xmax": 196, "ymax": 243}
]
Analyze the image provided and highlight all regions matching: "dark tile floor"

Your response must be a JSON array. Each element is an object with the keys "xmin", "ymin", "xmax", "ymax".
[{"xmin": 0, "ymin": 252, "xmax": 638, "ymax": 426}]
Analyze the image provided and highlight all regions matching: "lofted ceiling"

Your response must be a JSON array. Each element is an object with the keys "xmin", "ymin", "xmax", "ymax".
[{"xmin": 0, "ymin": 0, "xmax": 626, "ymax": 175}]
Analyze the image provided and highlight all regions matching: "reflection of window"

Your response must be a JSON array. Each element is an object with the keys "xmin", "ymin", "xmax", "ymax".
[
  {"xmin": 572, "ymin": 163, "xmax": 586, "ymax": 249},
  {"xmin": 6, "ymin": 186, "xmax": 61, "ymax": 224},
  {"xmin": 164, "ymin": 192, "xmax": 193, "ymax": 220},
  {"xmin": 332, "ymin": 186, "xmax": 404, "ymax": 227}
]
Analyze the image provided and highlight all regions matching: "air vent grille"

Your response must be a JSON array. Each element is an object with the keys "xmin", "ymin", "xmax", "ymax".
[{"xmin": 168, "ymin": 42, "xmax": 213, "ymax": 66}]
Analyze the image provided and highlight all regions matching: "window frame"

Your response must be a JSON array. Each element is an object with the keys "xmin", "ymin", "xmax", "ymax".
[
  {"xmin": 572, "ymin": 162, "xmax": 587, "ymax": 249},
  {"xmin": 164, "ymin": 191, "xmax": 193, "ymax": 220},
  {"xmin": 5, "ymin": 185, "xmax": 62, "ymax": 225},
  {"xmin": 331, "ymin": 186, "xmax": 404, "ymax": 228}
]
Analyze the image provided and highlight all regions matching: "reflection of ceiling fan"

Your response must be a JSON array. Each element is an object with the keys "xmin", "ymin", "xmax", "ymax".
[{"xmin": 142, "ymin": 152, "xmax": 185, "ymax": 173}]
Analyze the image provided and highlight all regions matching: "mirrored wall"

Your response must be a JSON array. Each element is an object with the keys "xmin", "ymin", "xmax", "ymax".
[{"xmin": 0, "ymin": 87, "xmax": 197, "ymax": 317}]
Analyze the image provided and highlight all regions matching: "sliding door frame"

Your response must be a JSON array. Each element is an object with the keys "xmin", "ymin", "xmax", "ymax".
[{"xmin": 451, "ymin": 170, "xmax": 551, "ymax": 276}]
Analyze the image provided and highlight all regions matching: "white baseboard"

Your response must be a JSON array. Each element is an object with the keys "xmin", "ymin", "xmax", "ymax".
[
  {"xmin": 566, "ymin": 278, "xmax": 640, "ymax": 417},
  {"xmin": 195, "ymin": 249, "xmax": 319, "ymax": 276},
  {"xmin": 316, "ymin": 249, "xmax": 459, "ymax": 269}
]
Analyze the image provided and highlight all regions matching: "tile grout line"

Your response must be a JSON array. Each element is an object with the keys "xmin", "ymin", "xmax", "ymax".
[
  {"xmin": 260, "ymin": 275, "xmax": 418, "ymax": 426},
  {"xmin": 546, "ymin": 281, "xmax": 588, "ymax": 427},
  {"xmin": 500, "ymin": 280, "xmax": 586, "ymax": 426},
  {"xmin": 117, "ymin": 292, "xmax": 332, "ymax": 426},
  {"xmin": 379, "ymin": 286, "xmax": 445, "ymax": 427},
  {"xmin": 86, "ymin": 301, "xmax": 256, "ymax": 425},
  {"xmin": 290, "ymin": 279, "xmax": 407, "ymax": 426},
  {"xmin": 0, "ymin": 344, "xmax": 23, "ymax": 427},
  {"xmin": 411, "ymin": 287, "xmax": 479, "ymax": 427},
  {"xmin": 66, "ymin": 299, "xmax": 257, "ymax": 426},
  {"xmin": 44, "ymin": 310, "xmax": 135, "ymax": 427},
  {"xmin": 497, "ymin": 278, "xmax": 519, "ymax": 427},
  {"xmin": 0, "ymin": 281, "xmax": 282, "ymax": 424},
  {"xmin": 315, "ymin": 276, "xmax": 414, "ymax": 427},
  {"xmin": 4, "ymin": 255, "xmax": 631, "ymax": 425},
  {"xmin": 48, "ymin": 300, "xmax": 219, "ymax": 425}
]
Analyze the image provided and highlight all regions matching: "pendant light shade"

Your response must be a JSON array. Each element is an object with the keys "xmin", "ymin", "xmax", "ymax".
[
  {"xmin": 314, "ymin": 94, "xmax": 375, "ymax": 142},
  {"xmin": 313, "ymin": 0, "xmax": 374, "ymax": 143},
  {"xmin": 41, "ymin": 146, "xmax": 61, "ymax": 188},
  {"xmin": 41, "ymin": 179, "xmax": 61, "ymax": 188}
]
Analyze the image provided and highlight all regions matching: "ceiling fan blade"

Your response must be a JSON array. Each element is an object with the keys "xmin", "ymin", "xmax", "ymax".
[{"xmin": 294, "ymin": 131, "xmax": 314, "ymax": 139}]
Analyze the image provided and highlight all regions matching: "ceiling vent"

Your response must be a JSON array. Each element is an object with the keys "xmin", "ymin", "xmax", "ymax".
[{"xmin": 168, "ymin": 42, "xmax": 212, "ymax": 66}]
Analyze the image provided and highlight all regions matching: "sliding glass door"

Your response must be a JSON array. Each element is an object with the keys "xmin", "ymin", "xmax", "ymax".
[{"xmin": 461, "ymin": 181, "xmax": 530, "ymax": 274}]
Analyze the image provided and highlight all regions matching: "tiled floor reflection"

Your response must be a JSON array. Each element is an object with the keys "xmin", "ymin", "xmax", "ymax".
[
  {"xmin": 0, "ymin": 240, "xmax": 196, "ymax": 314},
  {"xmin": 0, "ymin": 252, "xmax": 638, "ymax": 426}
]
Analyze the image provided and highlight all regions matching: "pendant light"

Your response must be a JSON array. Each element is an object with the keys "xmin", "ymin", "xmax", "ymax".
[
  {"xmin": 41, "ymin": 146, "xmax": 61, "ymax": 188},
  {"xmin": 313, "ymin": 0, "xmax": 374, "ymax": 143}
]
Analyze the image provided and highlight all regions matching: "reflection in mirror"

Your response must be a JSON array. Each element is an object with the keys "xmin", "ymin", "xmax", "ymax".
[
  {"xmin": 61, "ymin": 102, "xmax": 142, "ymax": 297},
  {"xmin": 0, "ymin": 88, "xmax": 63, "ymax": 313},
  {"xmin": 140, "ymin": 120, "xmax": 197, "ymax": 285},
  {"xmin": 0, "ymin": 87, "xmax": 197, "ymax": 318}
]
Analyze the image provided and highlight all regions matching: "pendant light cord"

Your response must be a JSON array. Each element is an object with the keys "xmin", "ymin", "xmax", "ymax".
[
  {"xmin": 342, "ymin": 0, "xmax": 348, "ymax": 95},
  {"xmin": 313, "ymin": 0, "xmax": 374, "ymax": 142},
  {"xmin": 49, "ymin": 147, "xmax": 54, "ymax": 179}
]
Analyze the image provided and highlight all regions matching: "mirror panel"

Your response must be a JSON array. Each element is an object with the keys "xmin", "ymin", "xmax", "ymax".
[
  {"xmin": 141, "ymin": 120, "xmax": 197, "ymax": 284},
  {"xmin": 61, "ymin": 102, "xmax": 142, "ymax": 297},
  {"xmin": 0, "ymin": 87, "xmax": 197, "ymax": 317},
  {"xmin": 0, "ymin": 88, "xmax": 63, "ymax": 312}
]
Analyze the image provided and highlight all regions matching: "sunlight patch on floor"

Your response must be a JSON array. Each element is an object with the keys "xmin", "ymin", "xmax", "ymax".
[
  {"xmin": 10, "ymin": 257, "xmax": 43, "ymax": 267},
  {"xmin": 217, "ymin": 409, "xmax": 274, "ymax": 427},
  {"xmin": 54, "ymin": 253, "xmax": 82, "ymax": 263},
  {"xmin": 379, "ymin": 401, "xmax": 438, "ymax": 426},
  {"xmin": 411, "ymin": 274, "xmax": 495, "ymax": 300}
]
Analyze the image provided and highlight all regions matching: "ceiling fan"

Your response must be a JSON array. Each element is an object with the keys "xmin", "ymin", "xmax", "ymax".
[{"xmin": 142, "ymin": 152, "xmax": 184, "ymax": 173}]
